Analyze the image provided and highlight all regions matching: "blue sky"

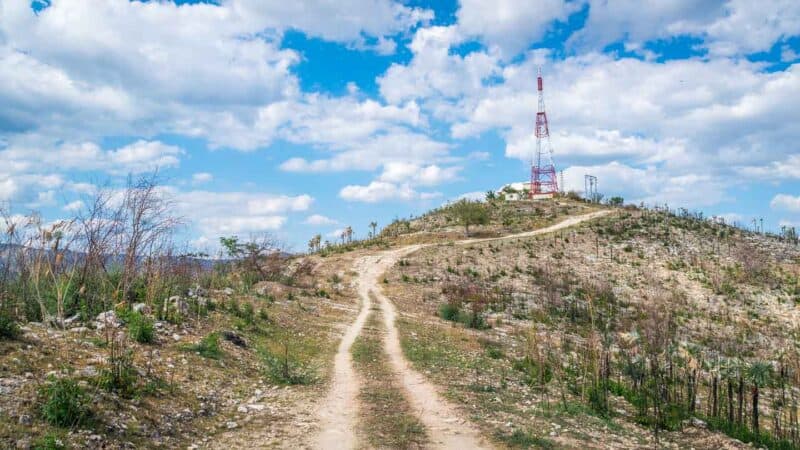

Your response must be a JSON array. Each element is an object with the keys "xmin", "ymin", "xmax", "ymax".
[{"xmin": 1, "ymin": 0, "xmax": 799, "ymax": 251}]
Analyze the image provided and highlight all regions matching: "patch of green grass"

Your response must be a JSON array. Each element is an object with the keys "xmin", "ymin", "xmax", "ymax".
[
  {"xmin": 437, "ymin": 303, "xmax": 489, "ymax": 329},
  {"xmin": 0, "ymin": 308, "xmax": 21, "ymax": 340},
  {"xmin": 354, "ymin": 314, "xmax": 428, "ymax": 449},
  {"xmin": 438, "ymin": 303, "xmax": 460, "ymax": 321},
  {"xmin": 96, "ymin": 350, "xmax": 140, "ymax": 398},
  {"xmin": 240, "ymin": 302, "xmax": 255, "ymax": 323},
  {"xmin": 261, "ymin": 343, "xmax": 316, "ymax": 385},
  {"xmin": 399, "ymin": 319, "xmax": 477, "ymax": 373},
  {"xmin": 512, "ymin": 356, "xmax": 553, "ymax": 386},
  {"xmin": 38, "ymin": 377, "xmax": 92, "ymax": 427},
  {"xmin": 704, "ymin": 416, "xmax": 796, "ymax": 450},
  {"xmin": 32, "ymin": 433, "xmax": 67, "ymax": 450},
  {"xmin": 128, "ymin": 311, "xmax": 155, "ymax": 344},
  {"xmin": 495, "ymin": 429, "xmax": 555, "ymax": 449},
  {"xmin": 478, "ymin": 337, "xmax": 505, "ymax": 359},
  {"xmin": 189, "ymin": 332, "xmax": 223, "ymax": 359},
  {"xmin": 352, "ymin": 333, "xmax": 381, "ymax": 363},
  {"xmin": 485, "ymin": 346, "xmax": 504, "ymax": 359}
]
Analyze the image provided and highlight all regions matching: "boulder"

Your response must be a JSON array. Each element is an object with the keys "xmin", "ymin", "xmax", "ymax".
[
  {"xmin": 94, "ymin": 311, "xmax": 121, "ymax": 329},
  {"xmin": 132, "ymin": 303, "xmax": 151, "ymax": 315},
  {"xmin": 254, "ymin": 281, "xmax": 289, "ymax": 299},
  {"xmin": 188, "ymin": 285, "xmax": 208, "ymax": 298},
  {"xmin": 689, "ymin": 417, "xmax": 707, "ymax": 428},
  {"xmin": 222, "ymin": 330, "xmax": 247, "ymax": 348},
  {"xmin": 222, "ymin": 287, "xmax": 234, "ymax": 296},
  {"xmin": 80, "ymin": 366, "xmax": 98, "ymax": 378},
  {"xmin": 162, "ymin": 296, "xmax": 189, "ymax": 317},
  {"xmin": 63, "ymin": 313, "xmax": 81, "ymax": 325}
]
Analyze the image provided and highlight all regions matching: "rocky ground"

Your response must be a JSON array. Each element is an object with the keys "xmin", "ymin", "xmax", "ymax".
[{"xmin": 0, "ymin": 252, "xmax": 362, "ymax": 449}]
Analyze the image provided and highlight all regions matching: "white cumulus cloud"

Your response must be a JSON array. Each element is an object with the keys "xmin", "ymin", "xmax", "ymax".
[
  {"xmin": 771, "ymin": 194, "xmax": 800, "ymax": 212},
  {"xmin": 304, "ymin": 214, "xmax": 338, "ymax": 226}
]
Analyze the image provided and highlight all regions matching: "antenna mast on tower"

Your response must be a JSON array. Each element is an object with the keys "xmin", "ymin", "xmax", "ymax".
[{"xmin": 530, "ymin": 67, "xmax": 559, "ymax": 198}]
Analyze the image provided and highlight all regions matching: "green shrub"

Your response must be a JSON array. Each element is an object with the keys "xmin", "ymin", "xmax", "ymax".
[
  {"xmin": 128, "ymin": 311, "xmax": 155, "ymax": 344},
  {"xmin": 438, "ymin": 303, "xmax": 460, "ymax": 321},
  {"xmin": 513, "ymin": 356, "xmax": 553, "ymax": 386},
  {"xmin": 0, "ymin": 309, "xmax": 21, "ymax": 340},
  {"xmin": 32, "ymin": 433, "xmax": 66, "ymax": 450},
  {"xmin": 39, "ymin": 377, "xmax": 92, "ymax": 427},
  {"xmin": 496, "ymin": 429, "xmax": 555, "ymax": 449},
  {"xmin": 705, "ymin": 415, "xmax": 796, "ymax": 450},
  {"xmin": 587, "ymin": 384, "xmax": 610, "ymax": 417},
  {"xmin": 457, "ymin": 310, "xmax": 489, "ymax": 329},
  {"xmin": 438, "ymin": 303, "xmax": 489, "ymax": 329},
  {"xmin": 241, "ymin": 302, "xmax": 254, "ymax": 322},
  {"xmin": 193, "ymin": 332, "xmax": 222, "ymax": 359},
  {"xmin": 486, "ymin": 346, "xmax": 504, "ymax": 359},
  {"xmin": 97, "ymin": 350, "xmax": 139, "ymax": 398},
  {"xmin": 262, "ymin": 344, "xmax": 316, "ymax": 385}
]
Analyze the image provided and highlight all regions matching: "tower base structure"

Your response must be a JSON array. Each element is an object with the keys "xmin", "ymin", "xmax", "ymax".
[{"xmin": 529, "ymin": 164, "xmax": 559, "ymax": 199}]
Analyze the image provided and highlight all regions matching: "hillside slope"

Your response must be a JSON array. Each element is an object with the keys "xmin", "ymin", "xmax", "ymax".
[
  {"xmin": 3, "ymin": 197, "xmax": 799, "ymax": 449},
  {"xmin": 384, "ymin": 203, "xmax": 799, "ymax": 449}
]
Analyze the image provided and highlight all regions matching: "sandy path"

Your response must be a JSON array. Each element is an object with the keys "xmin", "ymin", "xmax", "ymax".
[
  {"xmin": 313, "ymin": 256, "xmax": 376, "ymax": 449},
  {"xmin": 313, "ymin": 210, "xmax": 611, "ymax": 449},
  {"xmin": 373, "ymin": 258, "xmax": 492, "ymax": 449},
  {"xmin": 461, "ymin": 209, "xmax": 611, "ymax": 245}
]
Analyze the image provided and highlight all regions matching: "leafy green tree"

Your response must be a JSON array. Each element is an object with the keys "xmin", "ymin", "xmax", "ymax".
[
  {"xmin": 607, "ymin": 196, "xmax": 624, "ymax": 206},
  {"xmin": 219, "ymin": 234, "xmax": 284, "ymax": 285},
  {"xmin": 451, "ymin": 199, "xmax": 489, "ymax": 236}
]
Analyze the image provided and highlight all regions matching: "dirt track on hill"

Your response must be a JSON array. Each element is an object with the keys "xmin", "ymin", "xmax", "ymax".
[{"xmin": 313, "ymin": 210, "xmax": 611, "ymax": 449}]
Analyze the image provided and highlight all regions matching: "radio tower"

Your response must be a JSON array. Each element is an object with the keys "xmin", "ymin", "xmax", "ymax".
[{"xmin": 530, "ymin": 67, "xmax": 558, "ymax": 198}]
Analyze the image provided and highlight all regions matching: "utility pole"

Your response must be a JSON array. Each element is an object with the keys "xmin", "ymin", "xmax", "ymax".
[{"xmin": 584, "ymin": 174, "xmax": 598, "ymax": 202}]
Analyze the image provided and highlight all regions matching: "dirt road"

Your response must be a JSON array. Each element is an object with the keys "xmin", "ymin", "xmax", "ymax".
[{"xmin": 313, "ymin": 210, "xmax": 611, "ymax": 449}]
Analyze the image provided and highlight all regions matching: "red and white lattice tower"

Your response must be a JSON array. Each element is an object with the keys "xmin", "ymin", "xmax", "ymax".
[{"xmin": 530, "ymin": 67, "xmax": 559, "ymax": 198}]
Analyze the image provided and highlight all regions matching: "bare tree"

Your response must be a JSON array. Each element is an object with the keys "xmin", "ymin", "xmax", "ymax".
[
  {"xmin": 118, "ymin": 173, "xmax": 182, "ymax": 303},
  {"xmin": 340, "ymin": 226, "xmax": 353, "ymax": 244},
  {"xmin": 308, "ymin": 234, "xmax": 321, "ymax": 253},
  {"xmin": 74, "ymin": 185, "xmax": 125, "ymax": 312}
]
